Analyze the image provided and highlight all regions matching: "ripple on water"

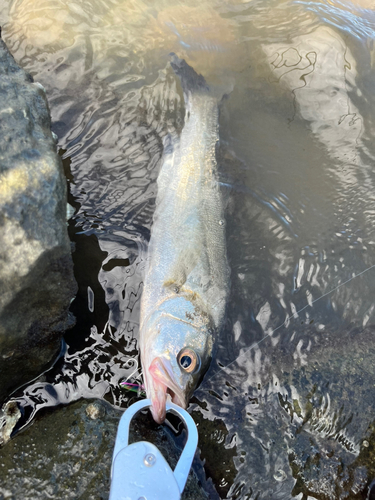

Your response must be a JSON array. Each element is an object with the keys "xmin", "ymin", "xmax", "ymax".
[{"xmin": 3, "ymin": 0, "xmax": 375, "ymax": 498}]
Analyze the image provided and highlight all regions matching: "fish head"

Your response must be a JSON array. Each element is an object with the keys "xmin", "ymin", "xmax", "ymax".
[{"xmin": 141, "ymin": 309, "xmax": 213, "ymax": 423}]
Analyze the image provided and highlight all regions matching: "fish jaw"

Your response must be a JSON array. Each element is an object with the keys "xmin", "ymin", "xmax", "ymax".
[
  {"xmin": 147, "ymin": 375, "xmax": 168, "ymax": 424},
  {"xmin": 146, "ymin": 356, "xmax": 186, "ymax": 423}
]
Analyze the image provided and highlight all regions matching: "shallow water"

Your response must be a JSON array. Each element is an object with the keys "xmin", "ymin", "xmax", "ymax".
[{"xmin": 2, "ymin": 0, "xmax": 375, "ymax": 498}]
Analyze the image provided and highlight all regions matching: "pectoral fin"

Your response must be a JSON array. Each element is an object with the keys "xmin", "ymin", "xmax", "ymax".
[{"xmin": 163, "ymin": 245, "xmax": 200, "ymax": 289}]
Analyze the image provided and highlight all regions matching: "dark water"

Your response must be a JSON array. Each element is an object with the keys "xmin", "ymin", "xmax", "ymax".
[{"xmin": 2, "ymin": 0, "xmax": 375, "ymax": 498}]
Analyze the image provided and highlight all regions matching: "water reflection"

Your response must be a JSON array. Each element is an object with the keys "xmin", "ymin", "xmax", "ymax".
[
  {"xmin": 195, "ymin": 322, "xmax": 375, "ymax": 498},
  {"xmin": 263, "ymin": 25, "xmax": 375, "ymax": 247},
  {"xmin": 2, "ymin": 0, "xmax": 375, "ymax": 498}
]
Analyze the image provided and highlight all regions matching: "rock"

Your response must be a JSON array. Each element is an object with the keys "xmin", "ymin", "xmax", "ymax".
[
  {"xmin": 86, "ymin": 402, "xmax": 104, "ymax": 420},
  {"xmin": 0, "ymin": 401, "xmax": 21, "ymax": 447},
  {"xmin": 0, "ymin": 399, "xmax": 208, "ymax": 499},
  {"xmin": 0, "ymin": 34, "xmax": 77, "ymax": 404}
]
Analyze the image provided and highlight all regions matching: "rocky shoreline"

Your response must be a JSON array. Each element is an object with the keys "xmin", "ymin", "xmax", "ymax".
[{"xmin": 0, "ymin": 32, "xmax": 77, "ymax": 418}]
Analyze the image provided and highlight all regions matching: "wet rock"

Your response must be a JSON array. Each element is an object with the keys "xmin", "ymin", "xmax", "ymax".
[
  {"xmin": 282, "ymin": 326, "xmax": 375, "ymax": 499},
  {"xmin": 368, "ymin": 479, "xmax": 375, "ymax": 500},
  {"xmin": 0, "ymin": 35, "xmax": 77, "ymax": 404},
  {"xmin": 0, "ymin": 399, "xmax": 207, "ymax": 500},
  {"xmin": 86, "ymin": 402, "xmax": 104, "ymax": 420},
  {"xmin": 0, "ymin": 401, "xmax": 21, "ymax": 447},
  {"xmin": 190, "ymin": 409, "xmax": 237, "ymax": 499}
]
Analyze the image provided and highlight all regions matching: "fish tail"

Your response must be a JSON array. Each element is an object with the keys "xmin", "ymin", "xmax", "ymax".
[
  {"xmin": 169, "ymin": 52, "xmax": 233, "ymax": 103},
  {"xmin": 169, "ymin": 52, "xmax": 209, "ymax": 97}
]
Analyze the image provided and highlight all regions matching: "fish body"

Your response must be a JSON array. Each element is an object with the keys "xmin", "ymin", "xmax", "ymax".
[{"xmin": 139, "ymin": 55, "xmax": 229, "ymax": 423}]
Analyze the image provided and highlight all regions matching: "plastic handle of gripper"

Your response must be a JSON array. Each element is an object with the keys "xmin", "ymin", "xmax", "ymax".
[{"xmin": 109, "ymin": 398, "xmax": 198, "ymax": 500}]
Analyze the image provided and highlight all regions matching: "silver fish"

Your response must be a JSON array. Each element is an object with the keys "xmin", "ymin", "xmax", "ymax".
[{"xmin": 139, "ymin": 54, "xmax": 230, "ymax": 423}]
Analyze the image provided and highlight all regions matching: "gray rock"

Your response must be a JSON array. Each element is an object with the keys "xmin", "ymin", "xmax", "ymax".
[
  {"xmin": 0, "ymin": 399, "xmax": 208, "ymax": 500},
  {"xmin": 0, "ymin": 35, "xmax": 77, "ymax": 404},
  {"xmin": 0, "ymin": 401, "xmax": 20, "ymax": 447}
]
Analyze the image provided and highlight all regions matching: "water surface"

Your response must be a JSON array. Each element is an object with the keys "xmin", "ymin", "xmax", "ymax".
[{"xmin": 2, "ymin": 0, "xmax": 375, "ymax": 498}]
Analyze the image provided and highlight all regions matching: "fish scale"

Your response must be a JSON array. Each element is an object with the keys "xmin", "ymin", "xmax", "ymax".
[{"xmin": 139, "ymin": 54, "xmax": 230, "ymax": 423}]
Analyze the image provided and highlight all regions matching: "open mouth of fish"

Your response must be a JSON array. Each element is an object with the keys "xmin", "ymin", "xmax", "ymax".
[{"xmin": 147, "ymin": 356, "xmax": 186, "ymax": 423}]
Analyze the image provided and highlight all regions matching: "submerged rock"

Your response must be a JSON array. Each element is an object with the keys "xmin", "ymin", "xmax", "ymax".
[{"xmin": 0, "ymin": 34, "xmax": 77, "ymax": 404}]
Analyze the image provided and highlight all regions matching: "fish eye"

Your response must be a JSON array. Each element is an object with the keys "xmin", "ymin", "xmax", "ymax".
[{"xmin": 177, "ymin": 348, "xmax": 199, "ymax": 373}]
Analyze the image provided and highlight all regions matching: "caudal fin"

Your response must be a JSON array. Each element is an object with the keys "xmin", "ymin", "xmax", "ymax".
[
  {"xmin": 169, "ymin": 52, "xmax": 209, "ymax": 96},
  {"xmin": 169, "ymin": 52, "xmax": 233, "ymax": 102}
]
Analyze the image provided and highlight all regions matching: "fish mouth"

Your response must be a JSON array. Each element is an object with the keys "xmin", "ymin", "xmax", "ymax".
[{"xmin": 147, "ymin": 356, "xmax": 186, "ymax": 424}]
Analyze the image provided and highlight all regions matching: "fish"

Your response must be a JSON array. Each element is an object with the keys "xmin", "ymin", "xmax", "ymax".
[{"xmin": 139, "ymin": 54, "xmax": 230, "ymax": 424}]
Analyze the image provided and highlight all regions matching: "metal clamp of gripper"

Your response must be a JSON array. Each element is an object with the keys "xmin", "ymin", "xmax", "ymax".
[{"xmin": 109, "ymin": 398, "xmax": 198, "ymax": 500}]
